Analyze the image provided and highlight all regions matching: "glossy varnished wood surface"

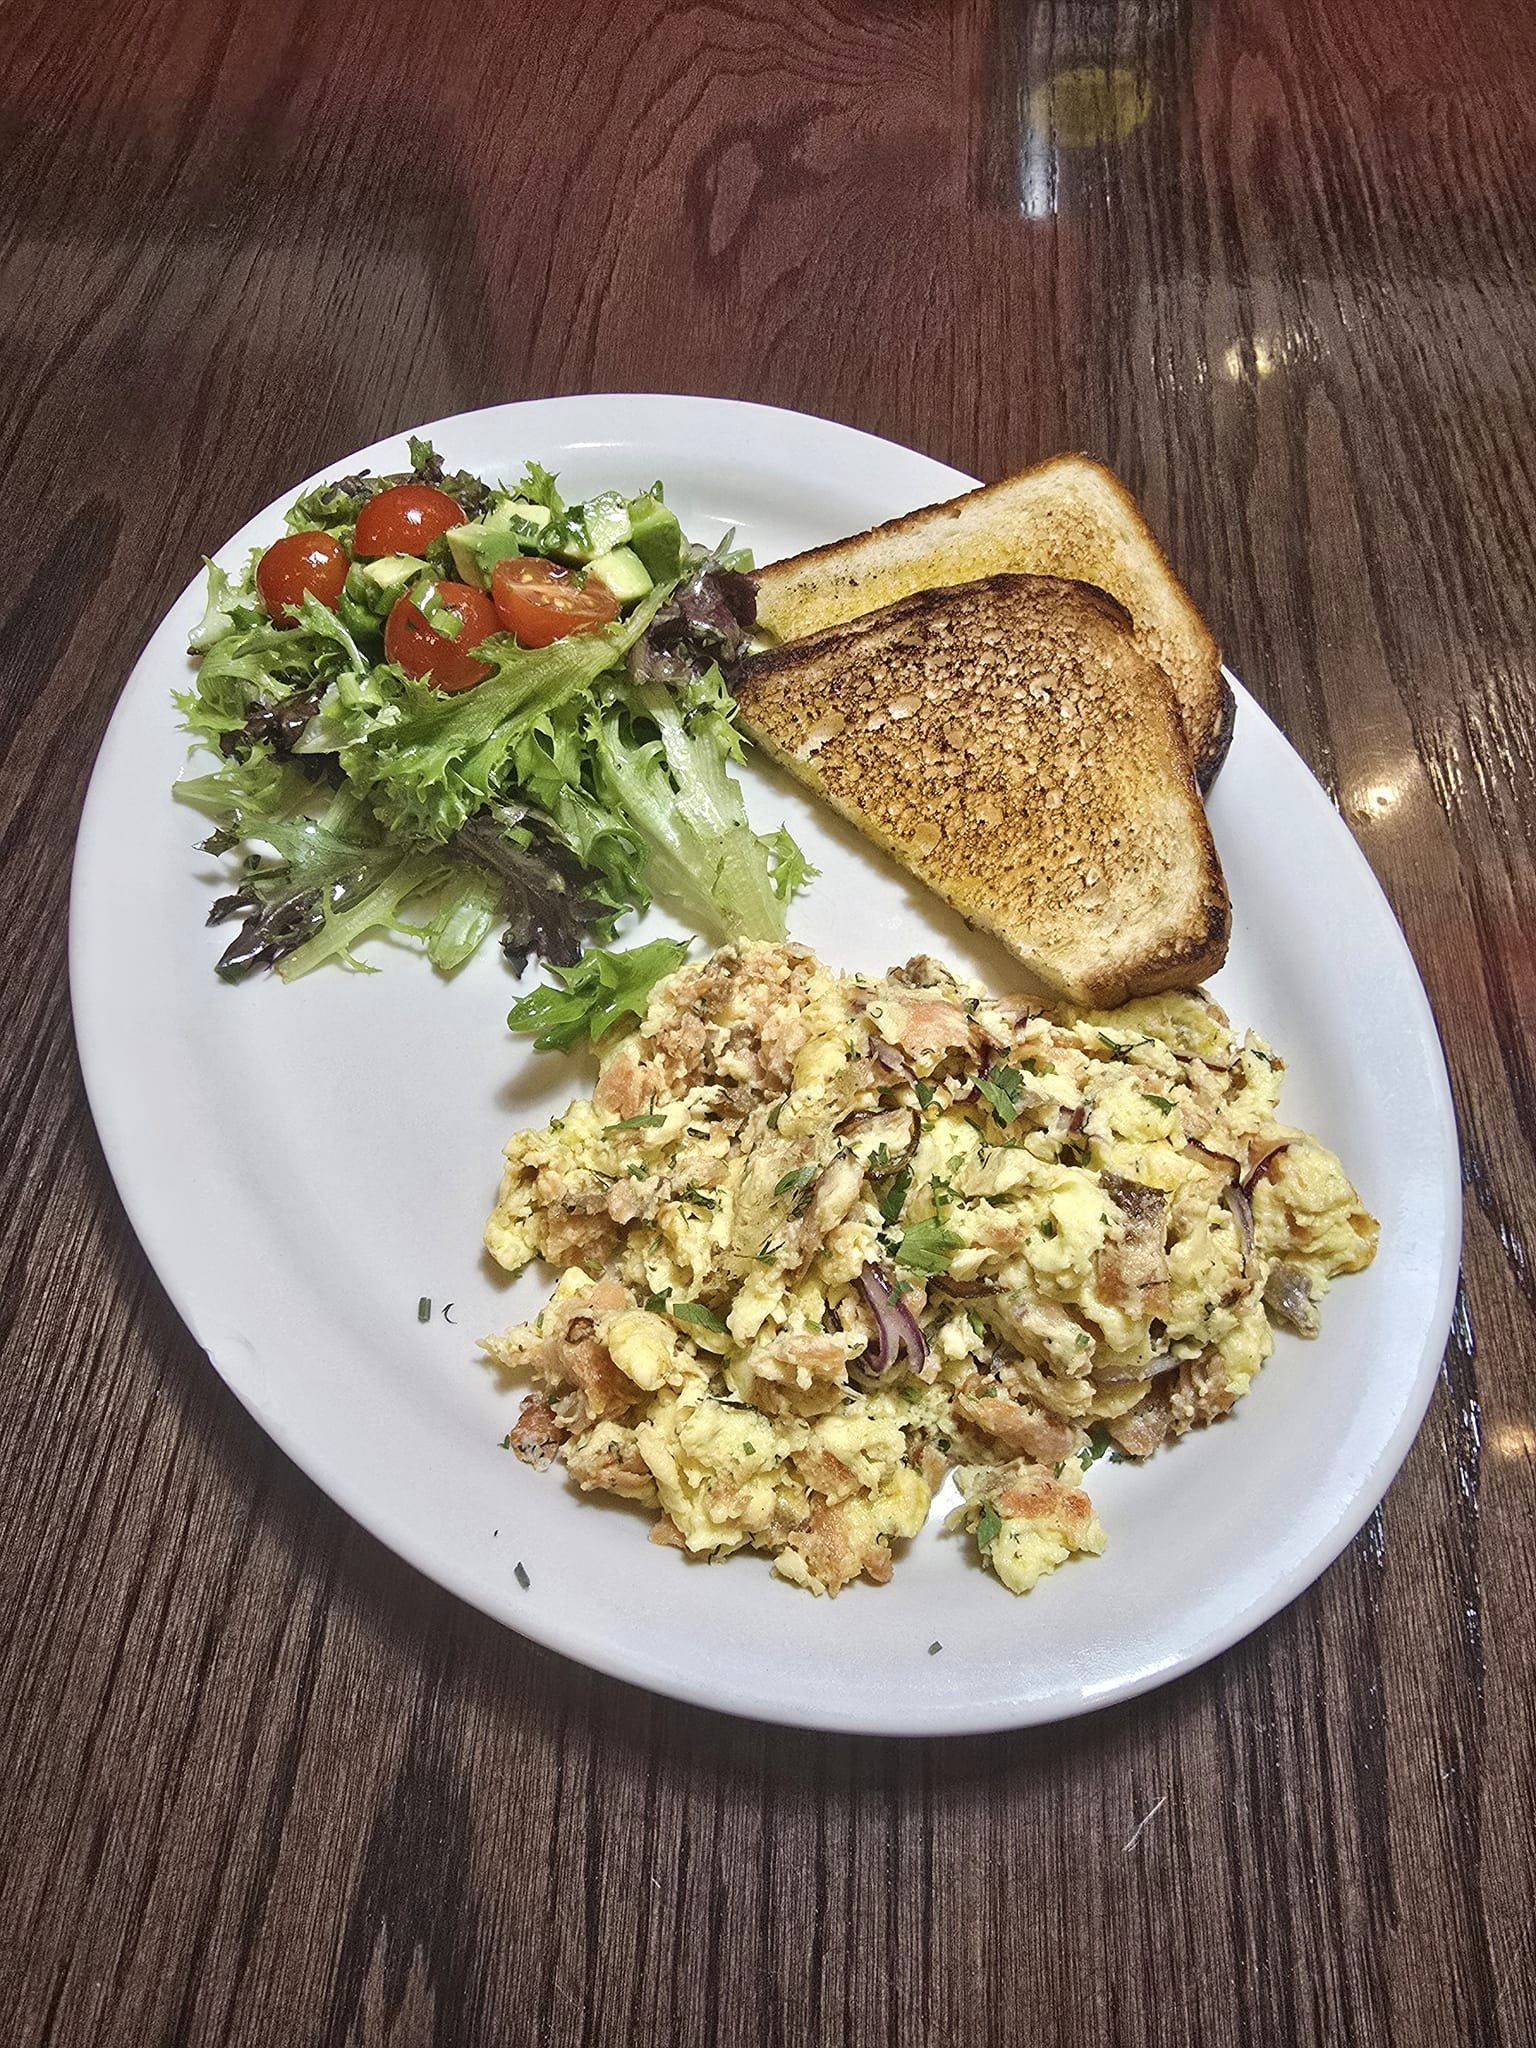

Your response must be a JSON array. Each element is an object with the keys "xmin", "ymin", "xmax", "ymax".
[{"xmin": 2, "ymin": 1, "xmax": 1533, "ymax": 2040}]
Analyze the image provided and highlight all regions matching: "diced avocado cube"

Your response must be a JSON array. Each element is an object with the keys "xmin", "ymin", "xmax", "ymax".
[
  {"xmin": 448, "ymin": 513, "xmax": 540, "ymax": 587},
  {"xmin": 451, "ymin": 499, "xmax": 554, "ymax": 580},
  {"xmin": 490, "ymin": 498, "xmax": 553, "ymax": 534},
  {"xmin": 445, "ymin": 524, "xmax": 489, "ymax": 584},
  {"xmin": 586, "ymin": 545, "xmax": 652, "ymax": 606},
  {"xmin": 476, "ymin": 532, "xmax": 531, "ymax": 587},
  {"xmin": 359, "ymin": 554, "xmax": 425, "ymax": 599},
  {"xmin": 548, "ymin": 491, "xmax": 626, "ymax": 565},
  {"xmin": 581, "ymin": 491, "xmax": 632, "ymax": 560},
  {"xmin": 627, "ymin": 493, "xmax": 686, "ymax": 582}
]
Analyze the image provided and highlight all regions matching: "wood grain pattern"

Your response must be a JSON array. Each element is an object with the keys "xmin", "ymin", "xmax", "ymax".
[{"xmin": 2, "ymin": 0, "xmax": 1533, "ymax": 2040}]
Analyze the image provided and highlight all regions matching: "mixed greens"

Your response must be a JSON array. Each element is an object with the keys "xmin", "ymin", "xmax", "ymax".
[{"xmin": 175, "ymin": 439, "xmax": 809, "ymax": 990}]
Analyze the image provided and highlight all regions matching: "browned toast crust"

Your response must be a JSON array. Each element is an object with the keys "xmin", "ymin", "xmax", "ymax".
[
  {"xmin": 736, "ymin": 573, "xmax": 1230, "ymax": 1006},
  {"xmin": 752, "ymin": 454, "xmax": 1234, "ymax": 789}
]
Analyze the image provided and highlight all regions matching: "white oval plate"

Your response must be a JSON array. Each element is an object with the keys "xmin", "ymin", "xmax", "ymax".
[{"xmin": 71, "ymin": 396, "xmax": 1459, "ymax": 1735}]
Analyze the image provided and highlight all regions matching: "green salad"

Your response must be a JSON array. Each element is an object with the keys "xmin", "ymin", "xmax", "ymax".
[{"xmin": 174, "ymin": 438, "xmax": 810, "ymax": 999}]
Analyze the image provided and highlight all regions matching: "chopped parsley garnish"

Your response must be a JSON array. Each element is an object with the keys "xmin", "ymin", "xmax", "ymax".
[
  {"xmin": 607, "ymin": 1111, "xmax": 667, "ymax": 1131},
  {"xmin": 867, "ymin": 1141, "xmax": 893, "ymax": 1173},
  {"xmin": 1075, "ymin": 1331, "xmax": 1092, "ymax": 1348},
  {"xmin": 975, "ymin": 1065, "xmax": 1027, "ymax": 1124},
  {"xmin": 773, "ymin": 1163, "xmax": 819, "ymax": 1201},
  {"xmin": 1143, "ymin": 1094, "xmax": 1177, "ymax": 1115},
  {"xmin": 1019, "ymin": 1056, "xmax": 1054, "ymax": 1076},
  {"xmin": 1076, "ymin": 1425, "xmax": 1126, "ymax": 1467},
  {"xmin": 514, "ymin": 1561, "xmax": 531, "ymax": 1589},
  {"xmin": 967, "ymin": 1309, "xmax": 988, "ymax": 1337},
  {"xmin": 743, "ymin": 1440, "xmax": 757, "ymax": 1456},
  {"xmin": 1079, "ymin": 1427, "xmax": 1112, "ymax": 1471},
  {"xmin": 645, "ymin": 1289, "xmax": 672, "ymax": 1314},
  {"xmin": 756, "ymin": 1238, "xmax": 782, "ymax": 1264},
  {"xmin": 499, "ymin": 1432, "xmax": 513, "ymax": 1450},
  {"xmin": 914, "ymin": 1079, "xmax": 935, "ymax": 1108},
  {"xmin": 672, "ymin": 1300, "xmax": 728, "ymax": 1334},
  {"xmin": 928, "ymin": 1641, "xmax": 942, "ymax": 1656},
  {"xmin": 767, "ymin": 1103, "xmax": 784, "ymax": 1129},
  {"xmin": 894, "ymin": 1217, "xmax": 961, "ymax": 1274},
  {"xmin": 1039, "ymin": 1216, "xmax": 1058, "ymax": 1239},
  {"xmin": 681, "ymin": 1185, "xmax": 718, "ymax": 1209},
  {"xmin": 1097, "ymin": 1031, "xmax": 1154, "ymax": 1062},
  {"xmin": 878, "ymin": 1163, "xmax": 914, "ymax": 1224},
  {"xmin": 975, "ymin": 1503, "xmax": 1002, "ymax": 1550},
  {"xmin": 417, "ymin": 1296, "xmax": 431, "ymax": 1323}
]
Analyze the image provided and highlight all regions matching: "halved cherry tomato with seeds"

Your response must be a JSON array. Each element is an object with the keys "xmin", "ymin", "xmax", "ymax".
[
  {"xmin": 256, "ymin": 530, "xmax": 349, "ymax": 622},
  {"xmin": 490, "ymin": 556, "xmax": 620, "ymax": 648},
  {"xmin": 384, "ymin": 581, "xmax": 498, "ymax": 692},
  {"xmin": 354, "ymin": 484, "xmax": 464, "ymax": 558}
]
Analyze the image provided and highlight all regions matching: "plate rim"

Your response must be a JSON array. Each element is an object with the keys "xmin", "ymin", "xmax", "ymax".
[{"xmin": 68, "ymin": 392, "xmax": 1462, "ymax": 1735}]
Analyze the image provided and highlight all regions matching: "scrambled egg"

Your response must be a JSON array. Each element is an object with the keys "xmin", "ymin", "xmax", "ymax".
[{"xmin": 484, "ymin": 943, "xmax": 1377, "ymax": 1596}]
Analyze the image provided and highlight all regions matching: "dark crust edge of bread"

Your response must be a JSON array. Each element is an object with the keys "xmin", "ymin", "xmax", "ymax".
[
  {"xmin": 1194, "ymin": 671, "xmax": 1237, "ymax": 792},
  {"xmin": 954, "ymin": 860, "xmax": 1229, "ymax": 1008},
  {"xmin": 735, "ymin": 572, "xmax": 1233, "ymax": 1004},
  {"xmin": 751, "ymin": 451, "xmax": 1228, "ymax": 774},
  {"xmin": 1099, "ymin": 870, "xmax": 1231, "ymax": 1003}
]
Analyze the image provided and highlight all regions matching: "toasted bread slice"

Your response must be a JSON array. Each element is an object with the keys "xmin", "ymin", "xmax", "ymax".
[
  {"xmin": 734, "ymin": 574, "xmax": 1229, "ymax": 1006},
  {"xmin": 752, "ymin": 454, "xmax": 1233, "ymax": 787}
]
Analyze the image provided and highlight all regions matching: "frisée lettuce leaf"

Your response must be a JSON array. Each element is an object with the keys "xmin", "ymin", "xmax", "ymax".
[
  {"xmin": 506, "ymin": 937, "xmax": 692, "ymax": 1052},
  {"xmin": 592, "ymin": 666, "xmax": 802, "ymax": 944}
]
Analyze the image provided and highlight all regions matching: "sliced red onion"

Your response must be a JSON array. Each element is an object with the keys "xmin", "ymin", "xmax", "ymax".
[
  {"xmin": 856, "ymin": 1263, "xmax": 928, "ymax": 1375},
  {"xmin": 1222, "ymin": 1180, "xmax": 1255, "ymax": 1258},
  {"xmin": 1096, "ymin": 1351, "xmax": 1178, "ymax": 1384},
  {"xmin": 1242, "ymin": 1137, "xmax": 1291, "ymax": 1193},
  {"xmin": 1187, "ymin": 1139, "xmax": 1239, "ymax": 1173},
  {"xmin": 871, "ymin": 1038, "xmax": 915, "ymax": 1083}
]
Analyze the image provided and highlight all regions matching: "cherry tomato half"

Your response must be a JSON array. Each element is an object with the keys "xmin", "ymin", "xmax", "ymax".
[
  {"xmin": 384, "ymin": 581, "xmax": 498, "ymax": 692},
  {"xmin": 490, "ymin": 556, "xmax": 621, "ymax": 648},
  {"xmin": 354, "ymin": 484, "xmax": 465, "ymax": 558},
  {"xmin": 256, "ymin": 530, "xmax": 349, "ymax": 623}
]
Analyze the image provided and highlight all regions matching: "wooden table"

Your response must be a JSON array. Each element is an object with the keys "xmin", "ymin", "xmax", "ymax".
[{"xmin": 4, "ymin": 1, "xmax": 1532, "ymax": 2040}]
